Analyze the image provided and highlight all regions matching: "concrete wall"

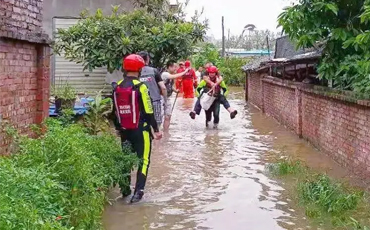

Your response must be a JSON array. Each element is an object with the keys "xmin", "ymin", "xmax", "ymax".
[
  {"xmin": 42, "ymin": 0, "xmax": 135, "ymax": 37},
  {"xmin": 0, "ymin": 0, "xmax": 50, "ymax": 155},
  {"xmin": 247, "ymin": 74, "xmax": 370, "ymax": 176}
]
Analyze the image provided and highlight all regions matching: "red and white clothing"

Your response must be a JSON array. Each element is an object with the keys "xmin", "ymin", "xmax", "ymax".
[{"xmin": 182, "ymin": 69, "xmax": 197, "ymax": 98}]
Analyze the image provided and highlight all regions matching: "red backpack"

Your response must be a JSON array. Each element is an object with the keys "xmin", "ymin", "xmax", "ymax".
[{"xmin": 113, "ymin": 82, "xmax": 142, "ymax": 130}]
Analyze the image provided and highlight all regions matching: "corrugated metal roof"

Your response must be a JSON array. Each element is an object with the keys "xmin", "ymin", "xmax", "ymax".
[
  {"xmin": 242, "ymin": 56, "xmax": 272, "ymax": 72},
  {"xmin": 274, "ymin": 36, "xmax": 323, "ymax": 60},
  {"xmin": 274, "ymin": 36, "xmax": 306, "ymax": 59},
  {"xmin": 243, "ymin": 36, "xmax": 323, "ymax": 72},
  {"xmin": 53, "ymin": 18, "xmax": 110, "ymax": 94}
]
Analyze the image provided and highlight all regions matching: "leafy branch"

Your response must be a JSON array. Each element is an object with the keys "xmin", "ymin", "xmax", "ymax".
[
  {"xmin": 278, "ymin": 0, "xmax": 370, "ymax": 98},
  {"xmin": 53, "ymin": 4, "xmax": 207, "ymax": 72}
]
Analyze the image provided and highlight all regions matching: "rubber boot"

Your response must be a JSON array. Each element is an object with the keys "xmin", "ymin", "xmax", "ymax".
[
  {"xmin": 130, "ymin": 190, "xmax": 144, "ymax": 203},
  {"xmin": 213, "ymin": 123, "xmax": 218, "ymax": 129}
]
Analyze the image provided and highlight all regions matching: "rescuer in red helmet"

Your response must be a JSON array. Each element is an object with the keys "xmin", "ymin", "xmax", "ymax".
[
  {"xmin": 112, "ymin": 54, "xmax": 162, "ymax": 203},
  {"xmin": 189, "ymin": 66, "xmax": 237, "ymax": 126},
  {"xmin": 181, "ymin": 60, "xmax": 197, "ymax": 98}
]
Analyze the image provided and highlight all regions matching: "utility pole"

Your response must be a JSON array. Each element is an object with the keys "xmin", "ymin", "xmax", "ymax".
[
  {"xmin": 266, "ymin": 35, "xmax": 270, "ymax": 57},
  {"xmin": 222, "ymin": 16, "xmax": 225, "ymax": 57},
  {"xmin": 227, "ymin": 28, "xmax": 231, "ymax": 52}
]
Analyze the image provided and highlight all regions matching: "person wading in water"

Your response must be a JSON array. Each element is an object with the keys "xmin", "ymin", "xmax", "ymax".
[
  {"xmin": 138, "ymin": 51, "xmax": 167, "ymax": 129},
  {"xmin": 112, "ymin": 54, "xmax": 162, "ymax": 203},
  {"xmin": 161, "ymin": 60, "xmax": 190, "ymax": 130},
  {"xmin": 182, "ymin": 60, "xmax": 197, "ymax": 99},
  {"xmin": 190, "ymin": 66, "xmax": 237, "ymax": 120}
]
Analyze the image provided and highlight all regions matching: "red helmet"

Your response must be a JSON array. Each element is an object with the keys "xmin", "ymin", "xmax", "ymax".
[
  {"xmin": 122, "ymin": 54, "xmax": 145, "ymax": 72},
  {"xmin": 185, "ymin": 60, "xmax": 191, "ymax": 67},
  {"xmin": 207, "ymin": 66, "xmax": 218, "ymax": 73}
]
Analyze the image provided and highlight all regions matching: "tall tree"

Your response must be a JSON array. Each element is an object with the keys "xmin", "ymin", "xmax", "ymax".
[
  {"xmin": 53, "ymin": 3, "xmax": 207, "ymax": 72},
  {"xmin": 278, "ymin": 0, "xmax": 370, "ymax": 97}
]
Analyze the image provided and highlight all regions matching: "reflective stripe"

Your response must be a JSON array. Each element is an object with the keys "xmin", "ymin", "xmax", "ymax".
[
  {"xmin": 141, "ymin": 130, "xmax": 151, "ymax": 176},
  {"xmin": 220, "ymin": 81, "xmax": 229, "ymax": 97},
  {"xmin": 196, "ymin": 80, "xmax": 207, "ymax": 97},
  {"xmin": 132, "ymin": 90, "xmax": 136, "ymax": 124},
  {"xmin": 139, "ymin": 85, "xmax": 154, "ymax": 114}
]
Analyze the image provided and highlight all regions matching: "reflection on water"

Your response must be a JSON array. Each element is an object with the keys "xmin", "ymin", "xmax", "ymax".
[{"xmin": 103, "ymin": 88, "xmax": 358, "ymax": 230}]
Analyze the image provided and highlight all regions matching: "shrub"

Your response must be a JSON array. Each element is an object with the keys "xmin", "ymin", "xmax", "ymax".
[
  {"xmin": 191, "ymin": 42, "xmax": 249, "ymax": 86},
  {"xmin": 217, "ymin": 57, "xmax": 248, "ymax": 86},
  {"xmin": 83, "ymin": 91, "xmax": 113, "ymax": 135},
  {"xmin": 0, "ymin": 121, "xmax": 136, "ymax": 230}
]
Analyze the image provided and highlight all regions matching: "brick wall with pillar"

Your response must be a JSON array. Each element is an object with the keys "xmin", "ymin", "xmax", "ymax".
[
  {"xmin": 0, "ymin": 0, "xmax": 50, "ymax": 155},
  {"xmin": 247, "ymin": 74, "xmax": 370, "ymax": 177}
]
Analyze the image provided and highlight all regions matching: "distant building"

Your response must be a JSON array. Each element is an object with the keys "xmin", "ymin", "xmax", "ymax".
[
  {"xmin": 221, "ymin": 49, "xmax": 273, "ymax": 58},
  {"xmin": 42, "ymin": 0, "xmax": 135, "ymax": 37}
]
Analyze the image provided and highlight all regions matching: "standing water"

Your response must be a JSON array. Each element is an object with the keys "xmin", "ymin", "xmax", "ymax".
[{"xmin": 103, "ymin": 88, "xmax": 360, "ymax": 230}]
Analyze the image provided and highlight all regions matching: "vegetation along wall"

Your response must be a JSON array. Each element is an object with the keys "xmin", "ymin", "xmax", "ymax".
[{"xmin": 247, "ymin": 74, "xmax": 370, "ymax": 176}]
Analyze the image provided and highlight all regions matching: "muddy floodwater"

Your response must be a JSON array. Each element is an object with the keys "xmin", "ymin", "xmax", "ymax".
[{"xmin": 103, "ymin": 88, "xmax": 362, "ymax": 230}]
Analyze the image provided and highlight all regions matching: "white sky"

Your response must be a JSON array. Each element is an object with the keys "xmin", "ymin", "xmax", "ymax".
[{"xmin": 173, "ymin": 0, "xmax": 293, "ymax": 39}]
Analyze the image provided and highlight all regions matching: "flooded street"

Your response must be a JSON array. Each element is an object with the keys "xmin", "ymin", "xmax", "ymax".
[{"xmin": 103, "ymin": 88, "xmax": 358, "ymax": 230}]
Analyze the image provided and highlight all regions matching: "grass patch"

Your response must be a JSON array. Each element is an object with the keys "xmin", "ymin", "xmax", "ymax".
[
  {"xmin": 266, "ymin": 157, "xmax": 305, "ymax": 176},
  {"xmin": 299, "ymin": 174, "xmax": 362, "ymax": 215},
  {"xmin": 266, "ymin": 157, "xmax": 370, "ymax": 229},
  {"xmin": 0, "ymin": 119, "xmax": 136, "ymax": 230}
]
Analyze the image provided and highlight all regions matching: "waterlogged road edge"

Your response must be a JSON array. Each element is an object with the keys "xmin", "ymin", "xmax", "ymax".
[{"xmin": 267, "ymin": 156, "xmax": 370, "ymax": 230}]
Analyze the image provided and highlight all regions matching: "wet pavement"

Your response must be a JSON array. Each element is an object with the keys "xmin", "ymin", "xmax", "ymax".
[{"xmin": 103, "ymin": 88, "xmax": 359, "ymax": 230}]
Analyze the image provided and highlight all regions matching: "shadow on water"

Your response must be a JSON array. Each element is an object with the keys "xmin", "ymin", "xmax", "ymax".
[{"xmin": 103, "ymin": 87, "xmax": 364, "ymax": 230}]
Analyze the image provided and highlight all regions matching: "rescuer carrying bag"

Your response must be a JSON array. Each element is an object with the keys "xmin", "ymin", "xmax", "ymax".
[{"xmin": 113, "ymin": 82, "xmax": 143, "ymax": 129}]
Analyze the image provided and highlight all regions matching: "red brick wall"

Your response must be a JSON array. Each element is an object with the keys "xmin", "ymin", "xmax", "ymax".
[
  {"xmin": 247, "ymin": 74, "xmax": 370, "ymax": 176},
  {"xmin": 248, "ymin": 72, "xmax": 263, "ymax": 109},
  {"xmin": 0, "ymin": 0, "xmax": 48, "ymax": 43},
  {"xmin": 302, "ymin": 92, "xmax": 370, "ymax": 174},
  {"xmin": 0, "ymin": 0, "xmax": 50, "ymax": 155},
  {"xmin": 263, "ymin": 81, "xmax": 298, "ymax": 132},
  {"xmin": 0, "ymin": 40, "xmax": 38, "ymax": 128}
]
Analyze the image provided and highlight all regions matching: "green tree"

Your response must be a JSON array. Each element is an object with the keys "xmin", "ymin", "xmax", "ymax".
[
  {"xmin": 216, "ymin": 57, "xmax": 248, "ymax": 86},
  {"xmin": 278, "ymin": 0, "xmax": 370, "ymax": 98},
  {"xmin": 191, "ymin": 42, "xmax": 220, "ymax": 68},
  {"xmin": 190, "ymin": 42, "xmax": 248, "ymax": 85},
  {"xmin": 53, "ymin": 4, "xmax": 207, "ymax": 72}
]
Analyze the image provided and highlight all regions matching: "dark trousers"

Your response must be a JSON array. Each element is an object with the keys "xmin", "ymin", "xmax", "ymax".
[
  {"xmin": 194, "ymin": 93, "xmax": 230, "ymax": 115},
  {"xmin": 205, "ymin": 101, "xmax": 221, "ymax": 124},
  {"xmin": 120, "ymin": 124, "xmax": 152, "ymax": 193}
]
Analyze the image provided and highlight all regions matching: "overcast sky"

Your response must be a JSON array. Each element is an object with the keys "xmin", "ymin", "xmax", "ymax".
[{"xmin": 172, "ymin": 0, "xmax": 293, "ymax": 39}]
